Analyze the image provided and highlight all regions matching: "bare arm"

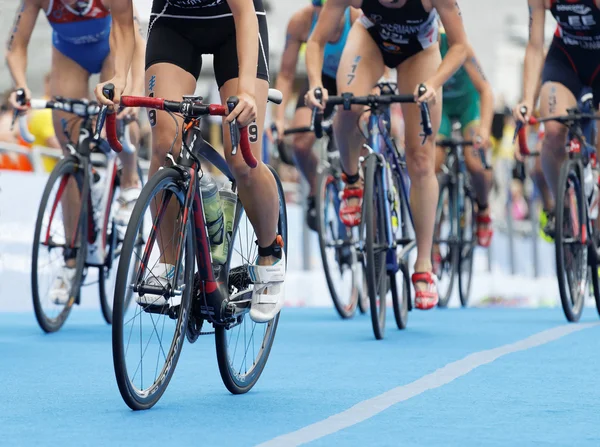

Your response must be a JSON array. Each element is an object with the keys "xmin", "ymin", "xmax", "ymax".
[
  {"xmin": 306, "ymin": 0, "xmax": 350, "ymax": 100},
  {"xmin": 228, "ymin": 0, "xmax": 259, "ymax": 98},
  {"xmin": 428, "ymin": 0, "xmax": 468, "ymax": 91},
  {"xmin": 273, "ymin": 11, "xmax": 307, "ymax": 123},
  {"xmin": 5, "ymin": 0, "xmax": 40, "ymax": 106},
  {"xmin": 463, "ymin": 47, "xmax": 494, "ymax": 141},
  {"xmin": 127, "ymin": 7, "xmax": 146, "ymax": 97},
  {"xmin": 95, "ymin": 0, "xmax": 135, "ymax": 105},
  {"xmin": 520, "ymin": 0, "xmax": 546, "ymax": 118}
]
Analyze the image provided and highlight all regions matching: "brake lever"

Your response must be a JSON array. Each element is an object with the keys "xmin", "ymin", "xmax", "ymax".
[{"xmin": 10, "ymin": 88, "xmax": 28, "ymax": 130}]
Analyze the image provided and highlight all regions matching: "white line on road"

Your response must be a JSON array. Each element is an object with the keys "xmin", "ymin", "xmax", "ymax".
[{"xmin": 257, "ymin": 322, "xmax": 599, "ymax": 447}]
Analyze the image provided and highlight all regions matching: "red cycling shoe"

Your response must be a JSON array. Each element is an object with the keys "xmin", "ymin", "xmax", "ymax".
[
  {"xmin": 411, "ymin": 271, "xmax": 439, "ymax": 310},
  {"xmin": 339, "ymin": 185, "xmax": 363, "ymax": 227},
  {"xmin": 476, "ymin": 212, "xmax": 493, "ymax": 248}
]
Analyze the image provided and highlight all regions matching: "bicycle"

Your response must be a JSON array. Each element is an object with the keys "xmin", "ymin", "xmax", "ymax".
[
  {"xmin": 100, "ymin": 85, "xmax": 287, "ymax": 410},
  {"xmin": 314, "ymin": 83, "xmax": 432, "ymax": 339},
  {"xmin": 434, "ymin": 121, "xmax": 490, "ymax": 308},
  {"xmin": 272, "ymin": 120, "xmax": 368, "ymax": 318},
  {"xmin": 15, "ymin": 90, "xmax": 142, "ymax": 332},
  {"xmin": 516, "ymin": 90, "xmax": 600, "ymax": 322}
]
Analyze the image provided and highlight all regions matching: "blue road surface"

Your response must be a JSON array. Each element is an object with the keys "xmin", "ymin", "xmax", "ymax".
[{"xmin": 1, "ymin": 307, "xmax": 599, "ymax": 446}]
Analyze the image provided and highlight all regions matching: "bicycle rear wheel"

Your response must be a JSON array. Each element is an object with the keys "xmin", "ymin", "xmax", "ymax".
[
  {"xmin": 555, "ymin": 159, "xmax": 587, "ymax": 322},
  {"xmin": 435, "ymin": 177, "xmax": 458, "ymax": 308},
  {"xmin": 215, "ymin": 165, "xmax": 287, "ymax": 394},
  {"xmin": 31, "ymin": 157, "xmax": 88, "ymax": 333},
  {"xmin": 112, "ymin": 168, "xmax": 193, "ymax": 410},
  {"xmin": 363, "ymin": 155, "xmax": 389, "ymax": 340},
  {"xmin": 316, "ymin": 165, "xmax": 359, "ymax": 319},
  {"xmin": 392, "ymin": 261, "xmax": 410, "ymax": 330},
  {"xmin": 458, "ymin": 190, "xmax": 476, "ymax": 307}
]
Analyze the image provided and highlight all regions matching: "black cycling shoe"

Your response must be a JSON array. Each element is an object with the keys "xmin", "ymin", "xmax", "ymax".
[{"xmin": 306, "ymin": 196, "xmax": 318, "ymax": 232}]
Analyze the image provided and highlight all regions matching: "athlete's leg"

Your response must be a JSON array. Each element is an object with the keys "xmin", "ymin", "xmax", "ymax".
[
  {"xmin": 50, "ymin": 47, "xmax": 90, "ymax": 268},
  {"xmin": 291, "ymin": 107, "xmax": 318, "ymax": 195},
  {"xmin": 435, "ymin": 111, "xmax": 451, "ymax": 174},
  {"xmin": 463, "ymin": 123, "xmax": 492, "ymax": 208},
  {"xmin": 219, "ymin": 79, "xmax": 278, "ymax": 252},
  {"xmin": 334, "ymin": 23, "xmax": 384, "ymax": 223},
  {"xmin": 396, "ymin": 45, "xmax": 442, "ymax": 286},
  {"xmin": 145, "ymin": 63, "xmax": 197, "ymax": 264}
]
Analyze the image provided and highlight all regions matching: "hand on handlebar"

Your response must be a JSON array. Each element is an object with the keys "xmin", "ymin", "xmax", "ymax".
[
  {"xmin": 94, "ymin": 78, "xmax": 126, "ymax": 110},
  {"xmin": 9, "ymin": 87, "xmax": 31, "ymax": 112},
  {"xmin": 414, "ymin": 82, "xmax": 437, "ymax": 105},
  {"xmin": 513, "ymin": 100, "xmax": 533, "ymax": 123},
  {"xmin": 305, "ymin": 86, "xmax": 328, "ymax": 110},
  {"xmin": 267, "ymin": 119, "xmax": 285, "ymax": 143},
  {"xmin": 226, "ymin": 91, "xmax": 257, "ymax": 127}
]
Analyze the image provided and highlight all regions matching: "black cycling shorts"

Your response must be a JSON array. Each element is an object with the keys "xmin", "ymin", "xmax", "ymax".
[
  {"xmin": 296, "ymin": 74, "xmax": 338, "ymax": 119},
  {"xmin": 542, "ymin": 37, "xmax": 600, "ymax": 108},
  {"xmin": 146, "ymin": 14, "xmax": 269, "ymax": 89}
]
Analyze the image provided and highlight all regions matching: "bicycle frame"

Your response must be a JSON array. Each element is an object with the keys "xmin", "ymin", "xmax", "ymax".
[{"xmin": 134, "ymin": 121, "xmax": 238, "ymax": 325}]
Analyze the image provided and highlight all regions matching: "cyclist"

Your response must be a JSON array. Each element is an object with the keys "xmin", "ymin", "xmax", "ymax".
[
  {"xmin": 435, "ymin": 26, "xmax": 495, "ymax": 248},
  {"xmin": 269, "ymin": 0, "xmax": 360, "ymax": 231},
  {"xmin": 95, "ymin": 0, "xmax": 286, "ymax": 323},
  {"xmin": 5, "ymin": 0, "xmax": 146, "ymax": 304},
  {"xmin": 514, "ymin": 0, "xmax": 600, "ymax": 236},
  {"xmin": 305, "ymin": 0, "xmax": 469, "ymax": 310}
]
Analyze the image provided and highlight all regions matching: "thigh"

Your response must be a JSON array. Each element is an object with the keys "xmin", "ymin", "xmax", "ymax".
[
  {"xmin": 539, "ymin": 82, "xmax": 577, "ymax": 121},
  {"xmin": 291, "ymin": 107, "xmax": 316, "ymax": 149},
  {"xmin": 335, "ymin": 22, "xmax": 385, "ymax": 98},
  {"xmin": 50, "ymin": 47, "xmax": 90, "ymax": 147},
  {"xmin": 219, "ymin": 78, "xmax": 270, "ymax": 164},
  {"xmin": 396, "ymin": 46, "xmax": 442, "ymax": 152},
  {"xmin": 145, "ymin": 63, "xmax": 197, "ymax": 158}
]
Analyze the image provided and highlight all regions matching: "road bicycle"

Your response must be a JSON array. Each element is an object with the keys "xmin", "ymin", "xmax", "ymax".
[
  {"xmin": 100, "ymin": 85, "xmax": 287, "ymax": 410},
  {"xmin": 272, "ymin": 120, "xmax": 368, "ymax": 318},
  {"xmin": 516, "ymin": 90, "xmax": 600, "ymax": 322},
  {"xmin": 15, "ymin": 90, "xmax": 142, "ymax": 332},
  {"xmin": 314, "ymin": 83, "xmax": 432, "ymax": 339}
]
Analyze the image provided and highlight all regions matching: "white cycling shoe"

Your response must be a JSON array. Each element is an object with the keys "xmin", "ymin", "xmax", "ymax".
[
  {"xmin": 248, "ymin": 237, "xmax": 286, "ymax": 323},
  {"xmin": 115, "ymin": 186, "xmax": 141, "ymax": 226},
  {"xmin": 136, "ymin": 263, "xmax": 184, "ymax": 307},
  {"xmin": 49, "ymin": 265, "xmax": 76, "ymax": 305}
]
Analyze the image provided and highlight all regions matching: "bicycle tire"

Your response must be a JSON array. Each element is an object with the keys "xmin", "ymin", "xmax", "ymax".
[
  {"xmin": 435, "ymin": 177, "xmax": 458, "ymax": 308},
  {"xmin": 392, "ymin": 261, "xmax": 410, "ymax": 330},
  {"xmin": 31, "ymin": 156, "xmax": 88, "ymax": 333},
  {"xmin": 357, "ymin": 262, "xmax": 369, "ymax": 314},
  {"xmin": 99, "ymin": 160, "xmax": 145, "ymax": 324},
  {"xmin": 215, "ymin": 165, "xmax": 287, "ymax": 394},
  {"xmin": 315, "ymin": 165, "xmax": 359, "ymax": 319},
  {"xmin": 556, "ymin": 159, "xmax": 586, "ymax": 322},
  {"xmin": 112, "ymin": 167, "xmax": 193, "ymax": 410},
  {"xmin": 363, "ymin": 154, "xmax": 389, "ymax": 340},
  {"xmin": 458, "ymin": 190, "xmax": 476, "ymax": 307}
]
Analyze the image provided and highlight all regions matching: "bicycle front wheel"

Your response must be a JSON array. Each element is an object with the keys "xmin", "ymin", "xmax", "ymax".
[
  {"xmin": 363, "ymin": 155, "xmax": 389, "ymax": 340},
  {"xmin": 316, "ymin": 165, "xmax": 359, "ymax": 319},
  {"xmin": 215, "ymin": 165, "xmax": 287, "ymax": 394},
  {"xmin": 112, "ymin": 167, "xmax": 193, "ymax": 410},
  {"xmin": 31, "ymin": 157, "xmax": 88, "ymax": 333},
  {"xmin": 435, "ymin": 177, "xmax": 458, "ymax": 308},
  {"xmin": 555, "ymin": 159, "xmax": 587, "ymax": 322},
  {"xmin": 458, "ymin": 190, "xmax": 476, "ymax": 307}
]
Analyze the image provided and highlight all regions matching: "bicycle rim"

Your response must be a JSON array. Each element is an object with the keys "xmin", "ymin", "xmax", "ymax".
[
  {"xmin": 31, "ymin": 157, "xmax": 86, "ymax": 333},
  {"xmin": 316, "ymin": 166, "xmax": 359, "ymax": 319},
  {"xmin": 112, "ymin": 168, "xmax": 192, "ymax": 410},
  {"xmin": 215, "ymin": 165, "xmax": 287, "ymax": 394}
]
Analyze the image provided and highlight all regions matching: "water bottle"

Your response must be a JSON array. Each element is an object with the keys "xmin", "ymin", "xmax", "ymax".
[
  {"xmin": 215, "ymin": 182, "xmax": 237, "ymax": 264},
  {"xmin": 200, "ymin": 174, "xmax": 225, "ymax": 263},
  {"xmin": 87, "ymin": 167, "xmax": 105, "ymax": 264}
]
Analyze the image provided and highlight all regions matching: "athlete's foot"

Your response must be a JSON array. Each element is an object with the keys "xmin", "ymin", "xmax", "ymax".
[
  {"xmin": 115, "ymin": 186, "xmax": 142, "ymax": 226},
  {"xmin": 432, "ymin": 249, "xmax": 442, "ymax": 277},
  {"xmin": 476, "ymin": 206, "xmax": 493, "ymax": 248},
  {"xmin": 411, "ymin": 271, "xmax": 439, "ymax": 310},
  {"xmin": 540, "ymin": 209, "xmax": 556, "ymax": 241},
  {"xmin": 306, "ymin": 196, "xmax": 318, "ymax": 232},
  {"xmin": 249, "ymin": 236, "xmax": 286, "ymax": 323},
  {"xmin": 339, "ymin": 173, "xmax": 363, "ymax": 227},
  {"xmin": 49, "ymin": 263, "xmax": 77, "ymax": 305}
]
